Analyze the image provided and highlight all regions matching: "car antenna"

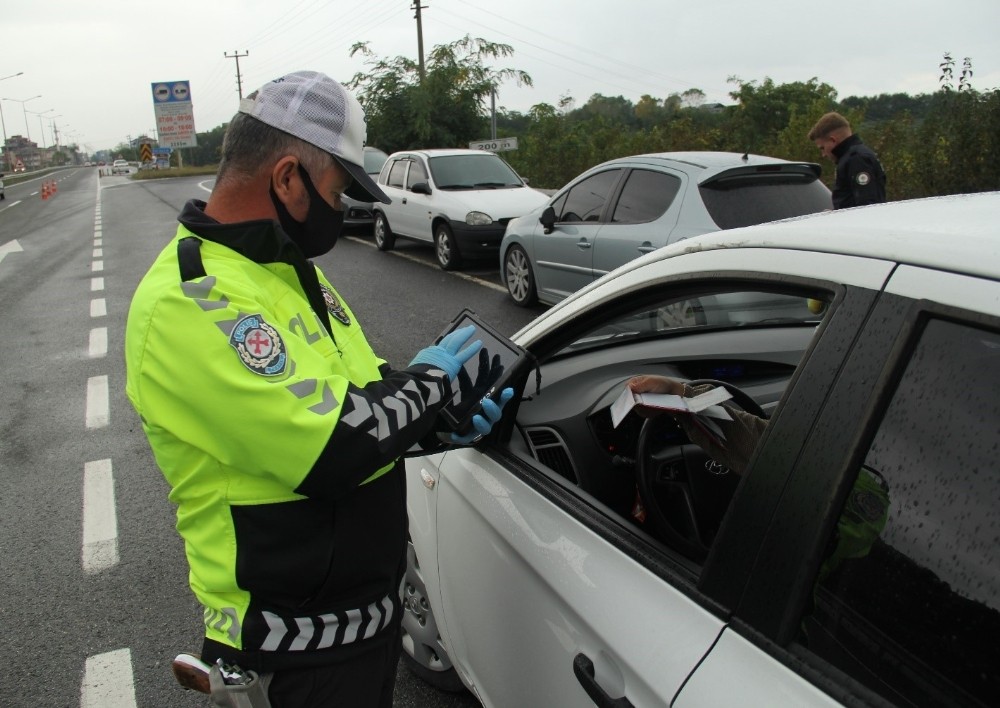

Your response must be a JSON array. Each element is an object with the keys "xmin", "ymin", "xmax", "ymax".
[{"xmin": 741, "ymin": 149, "xmax": 749, "ymax": 162}]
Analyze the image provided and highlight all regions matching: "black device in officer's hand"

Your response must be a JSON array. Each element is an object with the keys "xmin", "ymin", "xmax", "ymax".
[{"xmin": 436, "ymin": 309, "xmax": 529, "ymax": 436}]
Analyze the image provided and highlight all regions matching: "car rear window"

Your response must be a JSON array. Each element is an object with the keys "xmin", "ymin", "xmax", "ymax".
[{"xmin": 699, "ymin": 179, "xmax": 832, "ymax": 230}]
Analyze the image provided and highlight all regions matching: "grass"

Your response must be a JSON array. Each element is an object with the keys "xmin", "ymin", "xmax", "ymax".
[{"xmin": 129, "ymin": 165, "xmax": 219, "ymax": 180}]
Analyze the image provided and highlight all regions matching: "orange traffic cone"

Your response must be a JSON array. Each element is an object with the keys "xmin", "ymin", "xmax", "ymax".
[
  {"xmin": 50, "ymin": 180, "xmax": 58, "ymax": 195},
  {"xmin": 41, "ymin": 182, "xmax": 49, "ymax": 200}
]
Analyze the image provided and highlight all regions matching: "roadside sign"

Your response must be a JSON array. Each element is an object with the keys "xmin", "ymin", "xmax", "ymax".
[
  {"xmin": 469, "ymin": 137, "xmax": 518, "ymax": 152},
  {"xmin": 151, "ymin": 80, "xmax": 198, "ymax": 149},
  {"xmin": 152, "ymin": 146, "xmax": 172, "ymax": 169}
]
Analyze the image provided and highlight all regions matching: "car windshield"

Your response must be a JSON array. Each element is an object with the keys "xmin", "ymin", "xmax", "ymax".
[
  {"xmin": 699, "ymin": 179, "xmax": 832, "ymax": 229},
  {"xmin": 364, "ymin": 149, "xmax": 389, "ymax": 175},
  {"xmin": 428, "ymin": 154, "xmax": 523, "ymax": 189},
  {"xmin": 558, "ymin": 290, "xmax": 824, "ymax": 356}
]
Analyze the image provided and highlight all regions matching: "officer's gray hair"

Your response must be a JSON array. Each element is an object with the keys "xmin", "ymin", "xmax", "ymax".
[{"xmin": 216, "ymin": 112, "xmax": 334, "ymax": 186}]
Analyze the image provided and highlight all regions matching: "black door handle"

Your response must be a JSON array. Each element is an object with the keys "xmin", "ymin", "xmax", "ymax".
[{"xmin": 573, "ymin": 653, "xmax": 635, "ymax": 708}]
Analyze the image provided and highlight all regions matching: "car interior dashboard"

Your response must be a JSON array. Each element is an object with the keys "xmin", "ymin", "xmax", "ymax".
[{"xmin": 507, "ymin": 326, "xmax": 814, "ymax": 522}]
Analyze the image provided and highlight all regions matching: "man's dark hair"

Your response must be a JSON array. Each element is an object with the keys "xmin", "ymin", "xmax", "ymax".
[{"xmin": 216, "ymin": 112, "xmax": 332, "ymax": 186}]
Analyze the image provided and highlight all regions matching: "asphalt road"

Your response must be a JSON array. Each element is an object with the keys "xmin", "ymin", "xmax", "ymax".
[{"xmin": 0, "ymin": 168, "xmax": 544, "ymax": 707}]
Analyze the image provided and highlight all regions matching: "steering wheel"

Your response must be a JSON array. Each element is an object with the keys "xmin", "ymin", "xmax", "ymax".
[{"xmin": 635, "ymin": 379, "xmax": 766, "ymax": 562}]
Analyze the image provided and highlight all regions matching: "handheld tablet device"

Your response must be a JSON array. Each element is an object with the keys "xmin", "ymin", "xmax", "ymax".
[{"xmin": 435, "ymin": 309, "xmax": 529, "ymax": 435}]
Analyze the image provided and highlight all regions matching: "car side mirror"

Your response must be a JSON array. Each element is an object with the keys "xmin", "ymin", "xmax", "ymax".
[
  {"xmin": 539, "ymin": 206, "xmax": 556, "ymax": 234},
  {"xmin": 411, "ymin": 182, "xmax": 431, "ymax": 195}
]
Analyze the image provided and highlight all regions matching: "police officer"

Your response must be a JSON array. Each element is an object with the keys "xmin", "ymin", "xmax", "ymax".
[
  {"xmin": 125, "ymin": 70, "xmax": 511, "ymax": 707},
  {"xmin": 808, "ymin": 111, "xmax": 887, "ymax": 209}
]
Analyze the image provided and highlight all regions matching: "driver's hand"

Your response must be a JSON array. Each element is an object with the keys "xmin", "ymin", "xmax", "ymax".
[
  {"xmin": 627, "ymin": 375, "xmax": 684, "ymax": 396},
  {"xmin": 627, "ymin": 375, "xmax": 686, "ymax": 419}
]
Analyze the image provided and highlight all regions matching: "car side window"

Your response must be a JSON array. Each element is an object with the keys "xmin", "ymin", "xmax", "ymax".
[
  {"xmin": 611, "ymin": 169, "xmax": 681, "ymax": 224},
  {"xmin": 798, "ymin": 318, "xmax": 1000, "ymax": 707},
  {"xmin": 511, "ymin": 286, "xmax": 829, "ymax": 565},
  {"xmin": 406, "ymin": 160, "xmax": 428, "ymax": 189},
  {"xmin": 557, "ymin": 170, "xmax": 621, "ymax": 224},
  {"xmin": 387, "ymin": 160, "xmax": 407, "ymax": 189}
]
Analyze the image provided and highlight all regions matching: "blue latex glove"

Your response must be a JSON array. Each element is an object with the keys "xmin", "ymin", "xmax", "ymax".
[
  {"xmin": 409, "ymin": 325, "xmax": 482, "ymax": 382},
  {"xmin": 452, "ymin": 387, "xmax": 515, "ymax": 444}
]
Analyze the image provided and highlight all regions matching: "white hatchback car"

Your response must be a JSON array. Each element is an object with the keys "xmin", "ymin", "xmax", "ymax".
[
  {"xmin": 372, "ymin": 149, "xmax": 548, "ymax": 270},
  {"xmin": 403, "ymin": 193, "xmax": 1000, "ymax": 707}
]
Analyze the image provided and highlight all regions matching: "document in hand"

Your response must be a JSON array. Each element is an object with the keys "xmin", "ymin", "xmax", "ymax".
[{"xmin": 610, "ymin": 384, "xmax": 734, "ymax": 429}]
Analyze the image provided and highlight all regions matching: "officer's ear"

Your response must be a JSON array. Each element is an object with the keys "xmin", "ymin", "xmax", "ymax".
[{"xmin": 271, "ymin": 156, "xmax": 307, "ymax": 214}]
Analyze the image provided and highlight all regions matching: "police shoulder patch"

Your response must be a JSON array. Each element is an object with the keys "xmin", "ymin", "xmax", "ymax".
[
  {"xmin": 320, "ymin": 284, "xmax": 351, "ymax": 326},
  {"xmin": 855, "ymin": 171, "xmax": 871, "ymax": 186},
  {"xmin": 229, "ymin": 314, "xmax": 287, "ymax": 376}
]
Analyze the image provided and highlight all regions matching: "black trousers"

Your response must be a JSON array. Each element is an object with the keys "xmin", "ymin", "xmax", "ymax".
[{"xmin": 266, "ymin": 629, "xmax": 401, "ymax": 708}]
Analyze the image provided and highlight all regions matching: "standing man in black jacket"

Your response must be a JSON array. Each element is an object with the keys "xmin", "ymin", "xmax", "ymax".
[{"xmin": 808, "ymin": 112, "xmax": 887, "ymax": 209}]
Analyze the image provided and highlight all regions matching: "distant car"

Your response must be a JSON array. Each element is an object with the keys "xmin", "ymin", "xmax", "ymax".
[
  {"xmin": 341, "ymin": 146, "xmax": 389, "ymax": 229},
  {"xmin": 111, "ymin": 160, "xmax": 130, "ymax": 175},
  {"xmin": 13, "ymin": 164, "xmax": 25, "ymax": 173},
  {"xmin": 373, "ymin": 148, "xmax": 549, "ymax": 270},
  {"xmin": 500, "ymin": 151, "xmax": 832, "ymax": 306},
  {"xmin": 403, "ymin": 192, "xmax": 1000, "ymax": 708}
]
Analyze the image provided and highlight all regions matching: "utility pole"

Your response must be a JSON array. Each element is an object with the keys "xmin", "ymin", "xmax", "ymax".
[
  {"xmin": 411, "ymin": 1, "xmax": 427, "ymax": 82},
  {"xmin": 224, "ymin": 50, "xmax": 250, "ymax": 99}
]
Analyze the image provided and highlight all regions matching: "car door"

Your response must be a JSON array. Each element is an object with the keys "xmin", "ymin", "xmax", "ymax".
[
  {"xmin": 426, "ymin": 441, "xmax": 726, "ymax": 708},
  {"xmin": 591, "ymin": 167, "xmax": 685, "ymax": 279},
  {"xmin": 420, "ymin": 246, "xmax": 896, "ymax": 707},
  {"xmin": 379, "ymin": 156, "xmax": 410, "ymax": 230},
  {"xmin": 394, "ymin": 156, "xmax": 435, "ymax": 241},
  {"xmin": 532, "ymin": 168, "xmax": 623, "ymax": 303}
]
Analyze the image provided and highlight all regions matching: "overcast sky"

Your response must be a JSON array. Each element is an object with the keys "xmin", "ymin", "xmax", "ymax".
[{"xmin": 3, "ymin": 0, "xmax": 998, "ymax": 153}]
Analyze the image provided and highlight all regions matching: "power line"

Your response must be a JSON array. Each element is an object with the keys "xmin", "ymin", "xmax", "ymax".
[{"xmin": 448, "ymin": 0, "xmax": 731, "ymax": 102}]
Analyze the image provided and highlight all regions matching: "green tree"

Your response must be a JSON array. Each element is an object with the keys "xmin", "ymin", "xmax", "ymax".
[
  {"xmin": 347, "ymin": 35, "xmax": 531, "ymax": 152},
  {"xmin": 724, "ymin": 77, "xmax": 839, "ymax": 154},
  {"xmin": 186, "ymin": 123, "xmax": 228, "ymax": 167}
]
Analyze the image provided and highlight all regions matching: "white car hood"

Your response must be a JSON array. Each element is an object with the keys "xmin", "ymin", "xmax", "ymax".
[{"xmin": 446, "ymin": 186, "xmax": 548, "ymax": 220}]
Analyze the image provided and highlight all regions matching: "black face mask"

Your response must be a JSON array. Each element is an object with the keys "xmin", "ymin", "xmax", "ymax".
[{"xmin": 269, "ymin": 164, "xmax": 345, "ymax": 258}]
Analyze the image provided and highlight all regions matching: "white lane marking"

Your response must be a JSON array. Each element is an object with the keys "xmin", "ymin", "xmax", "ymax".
[
  {"xmin": 91, "ymin": 277, "xmax": 105, "ymax": 291},
  {"xmin": 81, "ymin": 648, "xmax": 137, "ymax": 708},
  {"xmin": 0, "ymin": 239, "xmax": 24, "ymax": 265},
  {"xmin": 91, "ymin": 298, "xmax": 107, "ymax": 318},
  {"xmin": 93, "ymin": 248, "xmax": 103, "ymax": 258},
  {"xmin": 86, "ymin": 375, "xmax": 109, "ymax": 428},
  {"xmin": 94, "ymin": 238, "xmax": 103, "ymax": 246},
  {"xmin": 92, "ymin": 260, "xmax": 104, "ymax": 272},
  {"xmin": 198, "ymin": 179, "xmax": 214, "ymax": 193},
  {"xmin": 1, "ymin": 199, "xmax": 22, "ymax": 209},
  {"xmin": 90, "ymin": 328, "xmax": 108, "ymax": 358},
  {"xmin": 343, "ymin": 235, "xmax": 507, "ymax": 293},
  {"xmin": 82, "ymin": 459, "xmax": 119, "ymax": 573}
]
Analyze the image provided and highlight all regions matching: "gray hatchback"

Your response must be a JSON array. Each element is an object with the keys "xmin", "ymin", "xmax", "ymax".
[{"xmin": 500, "ymin": 152, "xmax": 832, "ymax": 306}]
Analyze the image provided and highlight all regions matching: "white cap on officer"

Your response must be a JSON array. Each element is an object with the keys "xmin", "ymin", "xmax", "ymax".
[{"xmin": 238, "ymin": 70, "xmax": 390, "ymax": 204}]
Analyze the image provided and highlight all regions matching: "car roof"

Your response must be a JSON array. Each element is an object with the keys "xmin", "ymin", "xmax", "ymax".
[
  {"xmin": 573, "ymin": 150, "xmax": 822, "ymax": 184},
  {"xmin": 654, "ymin": 192, "xmax": 1000, "ymax": 282},
  {"xmin": 593, "ymin": 151, "xmax": 806, "ymax": 173},
  {"xmin": 388, "ymin": 149, "xmax": 497, "ymax": 159}
]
